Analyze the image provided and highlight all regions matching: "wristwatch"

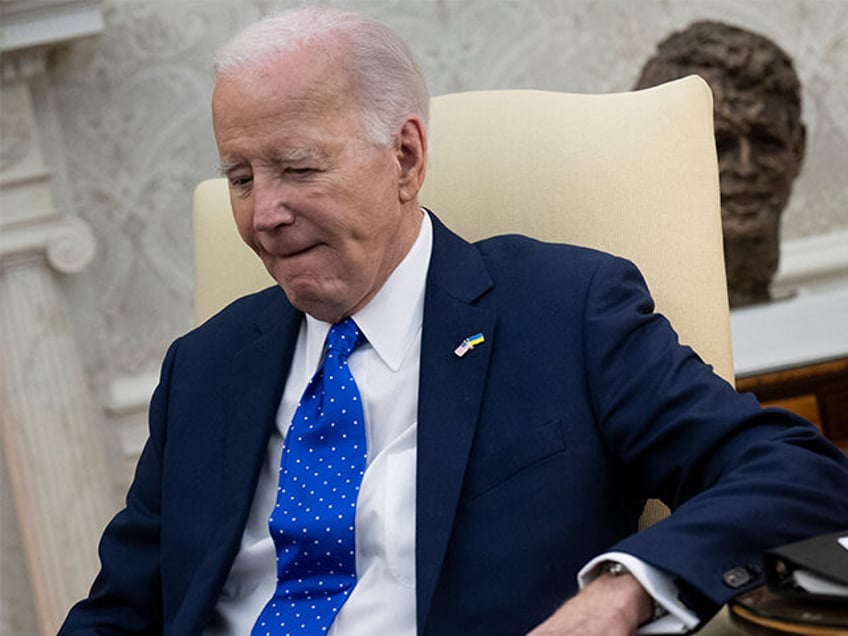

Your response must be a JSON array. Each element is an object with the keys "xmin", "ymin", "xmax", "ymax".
[
  {"xmin": 600, "ymin": 561, "xmax": 629, "ymax": 577},
  {"xmin": 598, "ymin": 561, "xmax": 670, "ymax": 623}
]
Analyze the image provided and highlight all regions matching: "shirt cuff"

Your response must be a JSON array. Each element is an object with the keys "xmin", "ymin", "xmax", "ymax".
[{"xmin": 578, "ymin": 551, "xmax": 700, "ymax": 634}]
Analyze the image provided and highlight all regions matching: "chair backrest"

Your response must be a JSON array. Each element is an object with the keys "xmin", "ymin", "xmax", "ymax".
[
  {"xmin": 194, "ymin": 75, "xmax": 731, "ymax": 383},
  {"xmin": 419, "ymin": 75, "xmax": 731, "ymax": 383},
  {"xmin": 193, "ymin": 75, "xmax": 730, "ymax": 527}
]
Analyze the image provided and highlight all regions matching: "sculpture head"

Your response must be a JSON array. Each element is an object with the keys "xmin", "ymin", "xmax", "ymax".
[{"xmin": 635, "ymin": 21, "xmax": 805, "ymax": 307}]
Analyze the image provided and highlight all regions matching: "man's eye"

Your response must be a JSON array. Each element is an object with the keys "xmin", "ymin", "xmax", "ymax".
[
  {"xmin": 230, "ymin": 176, "xmax": 253, "ymax": 188},
  {"xmin": 715, "ymin": 136, "xmax": 737, "ymax": 155},
  {"xmin": 290, "ymin": 167, "xmax": 316, "ymax": 176},
  {"xmin": 750, "ymin": 131, "xmax": 784, "ymax": 152}
]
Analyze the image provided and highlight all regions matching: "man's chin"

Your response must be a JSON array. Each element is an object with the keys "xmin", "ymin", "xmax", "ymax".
[{"xmin": 276, "ymin": 279, "xmax": 348, "ymax": 323}]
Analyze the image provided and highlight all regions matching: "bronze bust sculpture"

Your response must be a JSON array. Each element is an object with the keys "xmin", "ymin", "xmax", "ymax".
[{"xmin": 635, "ymin": 21, "xmax": 806, "ymax": 307}]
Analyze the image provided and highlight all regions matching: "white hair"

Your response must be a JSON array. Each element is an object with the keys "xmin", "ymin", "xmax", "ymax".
[{"xmin": 214, "ymin": 7, "xmax": 429, "ymax": 146}]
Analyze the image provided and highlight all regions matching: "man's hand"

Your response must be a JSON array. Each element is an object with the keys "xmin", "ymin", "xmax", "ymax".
[{"xmin": 526, "ymin": 567, "xmax": 654, "ymax": 636}]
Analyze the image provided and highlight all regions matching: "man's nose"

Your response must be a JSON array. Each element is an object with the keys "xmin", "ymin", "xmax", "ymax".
[
  {"xmin": 252, "ymin": 177, "xmax": 295, "ymax": 232},
  {"xmin": 736, "ymin": 137, "xmax": 754, "ymax": 177}
]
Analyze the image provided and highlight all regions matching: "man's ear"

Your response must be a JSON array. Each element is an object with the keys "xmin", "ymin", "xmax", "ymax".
[{"xmin": 395, "ymin": 115, "xmax": 427, "ymax": 203}]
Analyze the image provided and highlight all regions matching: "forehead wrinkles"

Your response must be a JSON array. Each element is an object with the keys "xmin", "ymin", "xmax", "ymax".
[
  {"xmin": 218, "ymin": 146, "xmax": 330, "ymax": 175},
  {"xmin": 214, "ymin": 63, "xmax": 360, "ymax": 167}
]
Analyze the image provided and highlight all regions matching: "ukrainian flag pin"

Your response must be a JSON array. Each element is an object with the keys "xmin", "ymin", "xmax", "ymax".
[{"xmin": 454, "ymin": 332, "xmax": 485, "ymax": 358}]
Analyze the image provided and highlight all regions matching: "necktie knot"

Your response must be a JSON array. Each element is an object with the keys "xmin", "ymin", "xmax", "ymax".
[{"xmin": 325, "ymin": 318, "xmax": 364, "ymax": 361}]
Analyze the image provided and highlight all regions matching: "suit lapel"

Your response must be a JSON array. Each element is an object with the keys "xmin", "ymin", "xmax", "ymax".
[
  {"xmin": 222, "ymin": 293, "xmax": 302, "ymax": 535},
  {"xmin": 178, "ymin": 219, "xmax": 496, "ymax": 630},
  {"xmin": 416, "ymin": 215, "xmax": 495, "ymax": 629},
  {"xmin": 186, "ymin": 289, "xmax": 303, "ymax": 631}
]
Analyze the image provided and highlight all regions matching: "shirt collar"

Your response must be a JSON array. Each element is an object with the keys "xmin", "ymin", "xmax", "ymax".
[{"xmin": 304, "ymin": 210, "xmax": 432, "ymax": 372}]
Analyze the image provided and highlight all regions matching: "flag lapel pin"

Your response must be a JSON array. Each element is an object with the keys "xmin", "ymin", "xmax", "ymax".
[{"xmin": 454, "ymin": 332, "xmax": 485, "ymax": 358}]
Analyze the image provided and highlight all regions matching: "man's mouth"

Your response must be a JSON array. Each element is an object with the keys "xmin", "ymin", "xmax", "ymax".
[
  {"xmin": 283, "ymin": 244, "xmax": 316, "ymax": 257},
  {"xmin": 262, "ymin": 240, "xmax": 320, "ymax": 259}
]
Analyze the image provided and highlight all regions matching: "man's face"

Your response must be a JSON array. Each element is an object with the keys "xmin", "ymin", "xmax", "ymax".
[
  {"xmin": 710, "ymin": 79, "xmax": 805, "ymax": 305},
  {"xmin": 212, "ymin": 49, "xmax": 423, "ymax": 323},
  {"xmin": 712, "ymin": 81, "xmax": 804, "ymax": 236}
]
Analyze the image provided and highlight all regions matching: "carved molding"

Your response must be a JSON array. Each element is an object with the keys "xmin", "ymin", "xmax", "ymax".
[
  {"xmin": 0, "ymin": 213, "xmax": 96, "ymax": 273},
  {"xmin": 1, "ymin": 47, "xmax": 48, "ymax": 82},
  {"xmin": 0, "ymin": 0, "xmax": 104, "ymax": 52},
  {"xmin": 104, "ymin": 370, "xmax": 159, "ymax": 418},
  {"xmin": 1, "ymin": 1, "xmax": 103, "ymax": 81},
  {"xmin": 0, "ymin": 99, "xmax": 34, "ymax": 171},
  {"xmin": 104, "ymin": 371, "xmax": 158, "ymax": 488},
  {"xmin": 0, "ymin": 80, "xmax": 47, "ymax": 187},
  {"xmin": 0, "ymin": 79, "xmax": 96, "ymax": 274}
]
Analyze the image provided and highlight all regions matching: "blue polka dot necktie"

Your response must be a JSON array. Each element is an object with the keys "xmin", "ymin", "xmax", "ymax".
[{"xmin": 253, "ymin": 318, "xmax": 367, "ymax": 635}]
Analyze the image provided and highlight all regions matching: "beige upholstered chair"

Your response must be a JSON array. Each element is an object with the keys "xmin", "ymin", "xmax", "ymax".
[
  {"xmin": 194, "ymin": 75, "xmax": 730, "ymax": 378},
  {"xmin": 193, "ymin": 76, "xmax": 741, "ymax": 632},
  {"xmin": 193, "ymin": 75, "xmax": 732, "ymax": 528},
  {"xmin": 418, "ymin": 76, "xmax": 732, "ymax": 384}
]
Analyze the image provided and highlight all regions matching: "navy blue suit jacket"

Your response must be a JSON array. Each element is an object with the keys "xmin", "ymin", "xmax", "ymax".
[{"xmin": 61, "ymin": 215, "xmax": 848, "ymax": 635}]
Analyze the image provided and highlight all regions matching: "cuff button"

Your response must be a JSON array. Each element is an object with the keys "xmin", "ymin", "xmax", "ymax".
[{"xmin": 723, "ymin": 566, "xmax": 752, "ymax": 588}]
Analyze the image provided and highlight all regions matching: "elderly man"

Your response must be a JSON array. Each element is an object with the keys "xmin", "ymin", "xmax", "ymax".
[{"xmin": 61, "ymin": 8, "xmax": 848, "ymax": 636}]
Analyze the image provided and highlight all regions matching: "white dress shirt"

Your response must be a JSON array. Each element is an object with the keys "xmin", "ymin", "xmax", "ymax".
[
  {"xmin": 579, "ymin": 552, "xmax": 698, "ymax": 633},
  {"xmin": 204, "ymin": 211, "xmax": 431, "ymax": 636},
  {"xmin": 204, "ymin": 210, "xmax": 697, "ymax": 635}
]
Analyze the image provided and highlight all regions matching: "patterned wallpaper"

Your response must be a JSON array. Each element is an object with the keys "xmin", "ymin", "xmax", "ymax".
[{"xmin": 49, "ymin": 0, "xmax": 848, "ymax": 411}]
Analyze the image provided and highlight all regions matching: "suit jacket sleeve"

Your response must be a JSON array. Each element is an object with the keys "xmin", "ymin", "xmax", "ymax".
[
  {"xmin": 581, "ymin": 255, "xmax": 848, "ymax": 614},
  {"xmin": 58, "ymin": 339, "xmax": 178, "ymax": 634}
]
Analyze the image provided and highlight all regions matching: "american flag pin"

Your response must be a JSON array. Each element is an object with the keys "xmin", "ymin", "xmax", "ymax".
[{"xmin": 454, "ymin": 333, "xmax": 485, "ymax": 358}]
